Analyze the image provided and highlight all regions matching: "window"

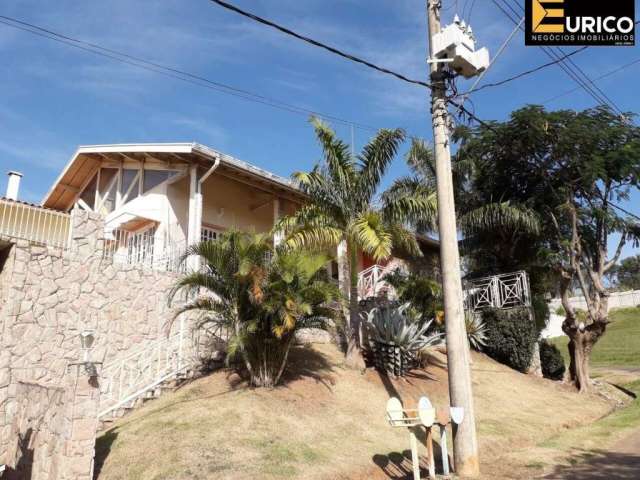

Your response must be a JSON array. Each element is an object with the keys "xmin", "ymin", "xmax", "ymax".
[
  {"xmin": 98, "ymin": 168, "xmax": 118, "ymax": 214},
  {"xmin": 201, "ymin": 226, "xmax": 222, "ymax": 242},
  {"xmin": 120, "ymin": 168, "xmax": 140, "ymax": 203},
  {"xmin": 143, "ymin": 170, "xmax": 179, "ymax": 193},
  {"xmin": 78, "ymin": 174, "xmax": 97, "ymax": 209}
]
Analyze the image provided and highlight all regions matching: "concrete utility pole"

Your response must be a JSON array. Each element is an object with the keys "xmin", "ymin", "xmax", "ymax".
[{"xmin": 426, "ymin": 0, "xmax": 480, "ymax": 476}]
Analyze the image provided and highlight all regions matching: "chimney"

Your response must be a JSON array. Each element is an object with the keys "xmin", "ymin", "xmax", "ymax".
[{"xmin": 6, "ymin": 171, "xmax": 23, "ymax": 200}]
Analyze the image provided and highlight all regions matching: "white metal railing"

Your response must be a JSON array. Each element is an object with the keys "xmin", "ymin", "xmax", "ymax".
[
  {"xmin": 102, "ymin": 228, "xmax": 186, "ymax": 273},
  {"xmin": 357, "ymin": 264, "xmax": 402, "ymax": 300},
  {"xmin": 0, "ymin": 198, "xmax": 71, "ymax": 248},
  {"xmin": 98, "ymin": 333, "xmax": 190, "ymax": 418},
  {"xmin": 464, "ymin": 270, "xmax": 531, "ymax": 312}
]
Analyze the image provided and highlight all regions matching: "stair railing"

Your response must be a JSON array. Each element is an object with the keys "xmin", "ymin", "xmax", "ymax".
[{"xmin": 98, "ymin": 333, "xmax": 191, "ymax": 419}]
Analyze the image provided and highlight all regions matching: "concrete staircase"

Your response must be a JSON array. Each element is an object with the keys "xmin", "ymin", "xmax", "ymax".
[{"xmin": 97, "ymin": 333, "xmax": 197, "ymax": 429}]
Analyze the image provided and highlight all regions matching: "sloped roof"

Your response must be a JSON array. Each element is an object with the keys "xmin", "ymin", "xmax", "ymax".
[{"xmin": 42, "ymin": 142, "xmax": 301, "ymax": 211}]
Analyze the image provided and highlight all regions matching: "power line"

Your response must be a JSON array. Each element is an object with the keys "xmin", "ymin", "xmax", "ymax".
[
  {"xmin": 454, "ymin": 44, "xmax": 587, "ymax": 97},
  {"xmin": 503, "ymin": 0, "xmax": 624, "ymax": 115},
  {"xmin": 542, "ymin": 58, "xmax": 640, "ymax": 104},
  {"xmin": 455, "ymin": 16, "xmax": 523, "ymax": 111},
  {"xmin": 208, "ymin": 0, "xmax": 432, "ymax": 89},
  {"xmin": 0, "ymin": 15, "xmax": 381, "ymax": 134},
  {"xmin": 0, "ymin": 12, "xmax": 495, "ymax": 136},
  {"xmin": 207, "ymin": 1, "xmax": 496, "ymax": 131},
  {"xmin": 492, "ymin": 0, "xmax": 611, "ymax": 109},
  {"xmin": 489, "ymin": 0, "xmax": 623, "ymax": 114}
]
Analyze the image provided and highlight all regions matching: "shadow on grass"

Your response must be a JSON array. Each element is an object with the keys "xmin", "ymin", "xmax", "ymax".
[
  {"xmin": 543, "ymin": 448, "xmax": 640, "ymax": 479},
  {"xmin": 93, "ymin": 428, "xmax": 118, "ymax": 479},
  {"xmin": 372, "ymin": 440, "xmax": 449, "ymax": 479},
  {"xmin": 278, "ymin": 345, "xmax": 337, "ymax": 391}
]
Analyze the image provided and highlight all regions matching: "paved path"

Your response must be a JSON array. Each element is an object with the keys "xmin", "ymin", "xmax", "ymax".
[{"xmin": 543, "ymin": 428, "xmax": 640, "ymax": 479}]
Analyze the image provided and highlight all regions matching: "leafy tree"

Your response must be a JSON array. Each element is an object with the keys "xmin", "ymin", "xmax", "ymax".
[
  {"xmin": 457, "ymin": 105, "xmax": 640, "ymax": 391},
  {"xmin": 611, "ymin": 254, "xmax": 640, "ymax": 290},
  {"xmin": 278, "ymin": 118, "xmax": 437, "ymax": 367},
  {"xmin": 168, "ymin": 230, "xmax": 340, "ymax": 387}
]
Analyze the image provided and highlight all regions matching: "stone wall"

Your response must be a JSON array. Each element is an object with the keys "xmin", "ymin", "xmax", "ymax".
[
  {"xmin": 3, "ymin": 366, "xmax": 100, "ymax": 480},
  {"xmin": 0, "ymin": 209, "xmax": 183, "ymax": 467}
]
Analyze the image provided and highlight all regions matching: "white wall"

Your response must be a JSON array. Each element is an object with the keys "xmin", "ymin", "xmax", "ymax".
[{"xmin": 549, "ymin": 289, "xmax": 640, "ymax": 314}]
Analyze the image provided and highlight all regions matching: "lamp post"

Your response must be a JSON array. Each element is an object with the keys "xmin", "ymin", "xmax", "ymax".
[{"xmin": 79, "ymin": 329, "xmax": 97, "ymax": 377}]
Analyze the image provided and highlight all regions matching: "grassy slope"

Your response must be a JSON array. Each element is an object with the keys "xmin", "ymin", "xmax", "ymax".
[
  {"xmin": 95, "ymin": 345, "xmax": 613, "ymax": 480},
  {"xmin": 512, "ymin": 307, "xmax": 640, "ymax": 477},
  {"xmin": 551, "ymin": 307, "xmax": 640, "ymax": 369}
]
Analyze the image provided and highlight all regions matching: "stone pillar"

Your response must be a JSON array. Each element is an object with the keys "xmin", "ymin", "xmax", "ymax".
[
  {"xmin": 70, "ymin": 207, "xmax": 105, "ymax": 261},
  {"xmin": 60, "ymin": 364, "xmax": 101, "ymax": 480}
]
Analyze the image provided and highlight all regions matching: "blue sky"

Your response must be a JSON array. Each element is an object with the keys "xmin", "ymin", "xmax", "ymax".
[{"xmin": 0, "ymin": 0, "xmax": 638, "ymax": 258}]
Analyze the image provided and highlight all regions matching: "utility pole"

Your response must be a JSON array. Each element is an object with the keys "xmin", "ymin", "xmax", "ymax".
[{"xmin": 426, "ymin": 0, "xmax": 480, "ymax": 476}]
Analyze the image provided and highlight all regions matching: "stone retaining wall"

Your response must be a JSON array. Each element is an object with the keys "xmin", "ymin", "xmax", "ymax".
[
  {"xmin": 3, "ymin": 367, "xmax": 100, "ymax": 480},
  {"xmin": 0, "ymin": 208, "xmax": 183, "ymax": 469}
]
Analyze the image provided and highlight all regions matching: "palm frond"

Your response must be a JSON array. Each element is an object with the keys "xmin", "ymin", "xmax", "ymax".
[
  {"xmin": 284, "ymin": 226, "xmax": 344, "ymax": 252},
  {"xmin": 460, "ymin": 202, "xmax": 542, "ymax": 236},
  {"xmin": 310, "ymin": 116, "xmax": 356, "ymax": 193},
  {"xmin": 357, "ymin": 128, "xmax": 406, "ymax": 201},
  {"xmin": 349, "ymin": 211, "xmax": 393, "ymax": 261},
  {"xmin": 406, "ymin": 138, "xmax": 436, "ymax": 184}
]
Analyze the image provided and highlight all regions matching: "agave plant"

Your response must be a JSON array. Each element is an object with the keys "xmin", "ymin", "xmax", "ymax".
[
  {"xmin": 364, "ymin": 303, "xmax": 442, "ymax": 353},
  {"xmin": 465, "ymin": 312, "xmax": 488, "ymax": 351}
]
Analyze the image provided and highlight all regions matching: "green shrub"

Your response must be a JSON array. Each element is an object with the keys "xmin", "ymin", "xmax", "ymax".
[
  {"xmin": 532, "ymin": 294, "xmax": 550, "ymax": 332},
  {"xmin": 555, "ymin": 305, "xmax": 566, "ymax": 316},
  {"xmin": 539, "ymin": 340, "xmax": 565, "ymax": 380},
  {"xmin": 481, "ymin": 307, "xmax": 537, "ymax": 372}
]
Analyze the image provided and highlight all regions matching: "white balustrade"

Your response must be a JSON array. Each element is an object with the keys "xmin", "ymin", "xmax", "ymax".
[
  {"xmin": 0, "ymin": 198, "xmax": 71, "ymax": 248},
  {"xmin": 357, "ymin": 264, "xmax": 401, "ymax": 300},
  {"xmin": 98, "ymin": 333, "xmax": 190, "ymax": 418},
  {"xmin": 463, "ymin": 270, "xmax": 531, "ymax": 312}
]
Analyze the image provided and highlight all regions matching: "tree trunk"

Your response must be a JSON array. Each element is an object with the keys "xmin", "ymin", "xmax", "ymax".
[
  {"xmin": 345, "ymin": 277, "xmax": 366, "ymax": 370},
  {"xmin": 337, "ymin": 239, "xmax": 365, "ymax": 369},
  {"xmin": 274, "ymin": 337, "xmax": 294, "ymax": 386}
]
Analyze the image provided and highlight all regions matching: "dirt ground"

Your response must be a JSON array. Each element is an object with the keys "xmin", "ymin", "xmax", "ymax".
[{"xmin": 95, "ymin": 343, "xmax": 618, "ymax": 480}]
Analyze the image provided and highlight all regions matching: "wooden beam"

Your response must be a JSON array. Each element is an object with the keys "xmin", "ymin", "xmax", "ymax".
[
  {"xmin": 250, "ymin": 196, "xmax": 274, "ymax": 212},
  {"xmin": 59, "ymin": 183, "xmax": 80, "ymax": 194}
]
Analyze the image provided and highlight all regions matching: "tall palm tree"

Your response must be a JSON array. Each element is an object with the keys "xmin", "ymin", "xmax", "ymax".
[
  {"xmin": 398, "ymin": 137, "xmax": 541, "ymax": 246},
  {"xmin": 278, "ymin": 118, "xmax": 437, "ymax": 366},
  {"xmin": 168, "ymin": 230, "xmax": 339, "ymax": 387}
]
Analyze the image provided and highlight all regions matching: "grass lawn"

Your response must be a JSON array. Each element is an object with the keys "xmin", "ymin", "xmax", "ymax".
[
  {"xmin": 95, "ymin": 345, "xmax": 614, "ymax": 480},
  {"xmin": 551, "ymin": 307, "xmax": 640, "ymax": 369}
]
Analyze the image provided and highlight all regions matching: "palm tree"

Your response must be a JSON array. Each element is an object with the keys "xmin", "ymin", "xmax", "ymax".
[
  {"xmin": 278, "ymin": 118, "xmax": 437, "ymax": 366},
  {"xmin": 399, "ymin": 137, "xmax": 541, "ymax": 247},
  {"xmin": 168, "ymin": 230, "xmax": 339, "ymax": 387}
]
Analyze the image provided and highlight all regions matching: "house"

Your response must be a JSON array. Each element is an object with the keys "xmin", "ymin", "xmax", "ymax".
[
  {"xmin": 0, "ymin": 141, "xmax": 440, "ymax": 477},
  {"xmin": 37, "ymin": 142, "xmax": 439, "ymax": 287},
  {"xmin": 41, "ymin": 143, "xmax": 305, "ymax": 271}
]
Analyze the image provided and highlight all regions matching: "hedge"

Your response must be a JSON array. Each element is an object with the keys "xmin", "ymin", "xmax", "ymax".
[{"xmin": 481, "ymin": 307, "xmax": 537, "ymax": 372}]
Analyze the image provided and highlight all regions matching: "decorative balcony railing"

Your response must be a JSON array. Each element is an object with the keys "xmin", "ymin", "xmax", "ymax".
[
  {"xmin": 0, "ymin": 198, "xmax": 71, "ymax": 248},
  {"xmin": 102, "ymin": 228, "xmax": 186, "ymax": 273},
  {"xmin": 357, "ymin": 264, "xmax": 403, "ymax": 300},
  {"xmin": 463, "ymin": 270, "xmax": 531, "ymax": 312}
]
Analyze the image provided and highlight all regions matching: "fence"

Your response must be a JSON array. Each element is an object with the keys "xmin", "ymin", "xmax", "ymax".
[
  {"xmin": 464, "ymin": 270, "xmax": 531, "ymax": 312},
  {"xmin": 0, "ymin": 198, "xmax": 71, "ymax": 248},
  {"xmin": 357, "ymin": 264, "xmax": 405, "ymax": 300},
  {"xmin": 102, "ymin": 228, "xmax": 186, "ymax": 273}
]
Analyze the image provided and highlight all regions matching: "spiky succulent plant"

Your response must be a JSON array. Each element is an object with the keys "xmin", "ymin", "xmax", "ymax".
[
  {"xmin": 465, "ymin": 312, "xmax": 488, "ymax": 351},
  {"xmin": 364, "ymin": 303, "xmax": 442, "ymax": 352}
]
